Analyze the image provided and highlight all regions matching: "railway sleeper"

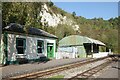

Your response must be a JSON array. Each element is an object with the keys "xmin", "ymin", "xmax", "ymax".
[
  {"xmin": 8, "ymin": 57, "xmax": 109, "ymax": 80},
  {"xmin": 70, "ymin": 61, "xmax": 112, "ymax": 79}
]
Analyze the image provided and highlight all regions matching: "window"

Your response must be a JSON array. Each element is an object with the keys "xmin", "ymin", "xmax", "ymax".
[
  {"xmin": 16, "ymin": 38, "xmax": 26, "ymax": 54},
  {"xmin": 37, "ymin": 40, "xmax": 44, "ymax": 53}
]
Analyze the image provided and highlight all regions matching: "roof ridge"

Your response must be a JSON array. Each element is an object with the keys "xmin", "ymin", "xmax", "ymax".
[{"xmin": 4, "ymin": 23, "xmax": 57, "ymax": 39}]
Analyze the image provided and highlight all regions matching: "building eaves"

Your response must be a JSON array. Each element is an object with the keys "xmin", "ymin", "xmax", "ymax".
[{"xmin": 3, "ymin": 23, "xmax": 58, "ymax": 39}]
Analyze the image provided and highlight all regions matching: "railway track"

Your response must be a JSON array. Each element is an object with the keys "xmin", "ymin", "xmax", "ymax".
[
  {"xmin": 68, "ymin": 60, "xmax": 112, "ymax": 80},
  {"xmin": 3, "ymin": 57, "xmax": 109, "ymax": 80}
]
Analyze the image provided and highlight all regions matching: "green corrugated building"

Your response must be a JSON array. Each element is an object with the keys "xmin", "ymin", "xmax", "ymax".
[{"xmin": 58, "ymin": 35, "xmax": 106, "ymax": 58}]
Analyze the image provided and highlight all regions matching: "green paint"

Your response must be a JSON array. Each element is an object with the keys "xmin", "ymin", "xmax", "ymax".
[
  {"xmin": 2, "ymin": 32, "xmax": 8, "ymax": 65},
  {"xmin": 77, "ymin": 46, "xmax": 86, "ymax": 58},
  {"xmin": 59, "ymin": 35, "xmax": 90, "ymax": 47},
  {"xmin": 59, "ymin": 35, "xmax": 105, "ymax": 58},
  {"xmin": 47, "ymin": 43, "xmax": 54, "ymax": 59}
]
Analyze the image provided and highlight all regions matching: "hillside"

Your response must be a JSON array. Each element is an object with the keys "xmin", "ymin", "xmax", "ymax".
[{"xmin": 2, "ymin": 2, "xmax": 118, "ymax": 53}]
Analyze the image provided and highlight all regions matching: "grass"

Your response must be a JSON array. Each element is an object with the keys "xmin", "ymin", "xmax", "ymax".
[{"xmin": 43, "ymin": 75, "xmax": 64, "ymax": 80}]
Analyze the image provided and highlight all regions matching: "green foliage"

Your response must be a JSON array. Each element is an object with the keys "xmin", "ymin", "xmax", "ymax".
[
  {"xmin": 50, "ymin": 5, "xmax": 67, "ymax": 16},
  {"xmin": 55, "ymin": 24, "xmax": 75, "ymax": 41},
  {"xmin": 47, "ymin": 2, "xmax": 54, "ymax": 7},
  {"xmin": 2, "ymin": 2, "xmax": 42, "ymax": 31},
  {"xmin": 2, "ymin": 2, "xmax": 118, "ymax": 53},
  {"xmin": 72, "ymin": 11, "xmax": 76, "ymax": 17},
  {"xmin": 73, "ymin": 16, "xmax": 118, "ymax": 53},
  {"xmin": 76, "ymin": 17, "xmax": 118, "ymax": 53}
]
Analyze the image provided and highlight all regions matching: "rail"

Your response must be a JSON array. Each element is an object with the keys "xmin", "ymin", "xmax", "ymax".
[
  {"xmin": 2, "ymin": 57, "xmax": 110, "ymax": 80},
  {"xmin": 68, "ymin": 60, "xmax": 112, "ymax": 80}
]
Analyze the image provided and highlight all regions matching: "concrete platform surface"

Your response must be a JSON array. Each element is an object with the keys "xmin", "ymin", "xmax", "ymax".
[
  {"xmin": 1, "ymin": 58, "xmax": 90, "ymax": 78},
  {"xmin": 97, "ymin": 61, "xmax": 120, "ymax": 79}
]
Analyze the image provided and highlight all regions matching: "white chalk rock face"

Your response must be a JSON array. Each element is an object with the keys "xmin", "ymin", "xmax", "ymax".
[
  {"xmin": 39, "ymin": 3, "xmax": 80, "ymax": 30},
  {"xmin": 39, "ymin": 4, "xmax": 61, "ymax": 27}
]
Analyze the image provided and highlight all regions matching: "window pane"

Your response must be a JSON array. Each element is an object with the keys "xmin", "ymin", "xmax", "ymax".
[
  {"xmin": 17, "ymin": 40, "xmax": 23, "ymax": 46},
  {"xmin": 16, "ymin": 38, "xmax": 26, "ymax": 54},
  {"xmin": 37, "ymin": 40, "xmax": 44, "ymax": 53}
]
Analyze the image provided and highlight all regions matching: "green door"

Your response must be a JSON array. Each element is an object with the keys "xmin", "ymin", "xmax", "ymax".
[{"xmin": 47, "ymin": 43, "xmax": 54, "ymax": 58}]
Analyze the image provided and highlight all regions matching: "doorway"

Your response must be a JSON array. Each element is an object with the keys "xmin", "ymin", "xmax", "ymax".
[{"xmin": 47, "ymin": 43, "xmax": 54, "ymax": 58}]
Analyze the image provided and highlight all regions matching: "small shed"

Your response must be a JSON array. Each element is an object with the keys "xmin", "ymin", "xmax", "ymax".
[
  {"xmin": 0, "ymin": 23, "xmax": 57, "ymax": 65},
  {"xmin": 57, "ymin": 35, "xmax": 106, "ymax": 58}
]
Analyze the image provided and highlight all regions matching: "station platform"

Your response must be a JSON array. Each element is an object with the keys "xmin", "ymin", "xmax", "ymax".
[{"xmin": 0, "ymin": 58, "xmax": 90, "ymax": 79}]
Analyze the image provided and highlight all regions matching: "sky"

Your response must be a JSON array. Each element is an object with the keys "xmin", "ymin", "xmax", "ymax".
[{"xmin": 53, "ymin": 2, "xmax": 118, "ymax": 20}]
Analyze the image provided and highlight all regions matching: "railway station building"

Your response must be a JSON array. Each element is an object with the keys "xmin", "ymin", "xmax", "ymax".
[
  {"xmin": 0, "ymin": 23, "xmax": 57, "ymax": 65},
  {"xmin": 57, "ymin": 35, "xmax": 108, "ymax": 59}
]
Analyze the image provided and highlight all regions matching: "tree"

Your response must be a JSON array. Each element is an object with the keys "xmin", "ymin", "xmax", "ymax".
[
  {"xmin": 72, "ymin": 11, "xmax": 76, "ymax": 17},
  {"xmin": 2, "ymin": 2, "xmax": 43, "ymax": 32},
  {"xmin": 2, "ymin": 2, "xmax": 118, "ymax": 53},
  {"xmin": 55, "ymin": 24, "xmax": 75, "ymax": 41}
]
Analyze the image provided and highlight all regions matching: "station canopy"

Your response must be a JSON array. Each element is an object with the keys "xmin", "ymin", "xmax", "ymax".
[
  {"xmin": 59, "ymin": 35, "xmax": 105, "ymax": 47},
  {"xmin": 86, "ymin": 37, "xmax": 105, "ymax": 46}
]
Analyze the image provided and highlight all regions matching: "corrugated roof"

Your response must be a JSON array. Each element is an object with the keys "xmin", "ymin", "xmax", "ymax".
[
  {"xmin": 3, "ymin": 23, "xmax": 57, "ymax": 39},
  {"xmin": 59, "ymin": 35, "xmax": 105, "ymax": 47},
  {"xmin": 85, "ymin": 37, "xmax": 105, "ymax": 46},
  {"xmin": 59, "ymin": 35, "xmax": 85, "ymax": 46}
]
